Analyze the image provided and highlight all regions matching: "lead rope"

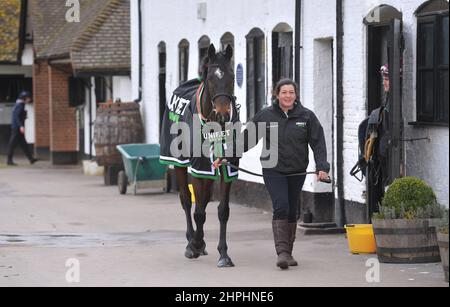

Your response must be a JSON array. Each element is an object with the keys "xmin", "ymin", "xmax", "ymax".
[{"xmin": 219, "ymin": 160, "xmax": 332, "ymax": 184}]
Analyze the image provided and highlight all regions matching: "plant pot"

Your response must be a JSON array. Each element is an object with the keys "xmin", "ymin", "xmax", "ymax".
[
  {"xmin": 437, "ymin": 233, "xmax": 449, "ymax": 283},
  {"xmin": 372, "ymin": 219, "xmax": 441, "ymax": 264}
]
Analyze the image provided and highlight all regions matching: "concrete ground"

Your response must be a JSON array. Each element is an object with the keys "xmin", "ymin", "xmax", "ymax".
[{"xmin": 0, "ymin": 157, "xmax": 448, "ymax": 287}]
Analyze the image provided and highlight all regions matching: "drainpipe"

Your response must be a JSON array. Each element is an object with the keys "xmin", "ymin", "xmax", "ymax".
[
  {"xmin": 294, "ymin": 0, "xmax": 302, "ymax": 87},
  {"xmin": 18, "ymin": 0, "xmax": 28, "ymax": 61},
  {"xmin": 89, "ymin": 79, "xmax": 93, "ymax": 159},
  {"xmin": 134, "ymin": 0, "xmax": 143, "ymax": 104},
  {"xmin": 294, "ymin": 0, "xmax": 302, "ymax": 221},
  {"xmin": 336, "ymin": 0, "xmax": 346, "ymax": 227}
]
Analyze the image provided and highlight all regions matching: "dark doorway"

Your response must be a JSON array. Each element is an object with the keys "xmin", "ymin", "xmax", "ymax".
[
  {"xmin": 367, "ymin": 26, "xmax": 390, "ymax": 114},
  {"xmin": 179, "ymin": 39, "xmax": 190, "ymax": 85},
  {"xmin": 272, "ymin": 23, "xmax": 294, "ymax": 93},
  {"xmin": 198, "ymin": 35, "xmax": 210, "ymax": 73},
  {"xmin": 158, "ymin": 42, "xmax": 167, "ymax": 132},
  {"xmin": 221, "ymin": 32, "xmax": 235, "ymax": 71},
  {"xmin": 365, "ymin": 5, "xmax": 404, "ymax": 220},
  {"xmin": 246, "ymin": 28, "xmax": 266, "ymax": 120}
]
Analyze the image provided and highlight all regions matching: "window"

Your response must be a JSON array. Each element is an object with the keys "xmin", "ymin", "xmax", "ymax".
[
  {"xmin": 221, "ymin": 32, "xmax": 235, "ymax": 70},
  {"xmin": 416, "ymin": 0, "xmax": 449, "ymax": 124},
  {"xmin": 68, "ymin": 77, "xmax": 86, "ymax": 107},
  {"xmin": 179, "ymin": 39, "xmax": 190, "ymax": 84},
  {"xmin": 246, "ymin": 28, "xmax": 266, "ymax": 120},
  {"xmin": 158, "ymin": 42, "xmax": 167, "ymax": 130},
  {"xmin": 198, "ymin": 35, "xmax": 210, "ymax": 73},
  {"xmin": 0, "ymin": 75, "xmax": 32, "ymax": 103},
  {"xmin": 272, "ymin": 23, "xmax": 294, "ymax": 93},
  {"xmin": 94, "ymin": 76, "xmax": 112, "ymax": 104}
]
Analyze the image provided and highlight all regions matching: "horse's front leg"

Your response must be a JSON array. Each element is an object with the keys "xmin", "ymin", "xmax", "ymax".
[
  {"xmin": 217, "ymin": 178, "xmax": 235, "ymax": 268},
  {"xmin": 175, "ymin": 167, "xmax": 200, "ymax": 259},
  {"xmin": 187, "ymin": 178, "xmax": 213, "ymax": 258}
]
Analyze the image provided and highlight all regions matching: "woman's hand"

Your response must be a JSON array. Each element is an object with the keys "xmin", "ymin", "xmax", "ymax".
[
  {"xmin": 213, "ymin": 158, "xmax": 226, "ymax": 169},
  {"xmin": 317, "ymin": 171, "xmax": 329, "ymax": 182},
  {"xmin": 20, "ymin": 127, "xmax": 25, "ymax": 135}
]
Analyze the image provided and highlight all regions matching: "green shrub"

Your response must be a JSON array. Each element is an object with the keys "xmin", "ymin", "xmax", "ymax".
[
  {"xmin": 373, "ymin": 177, "xmax": 443, "ymax": 220},
  {"xmin": 382, "ymin": 177, "xmax": 437, "ymax": 213}
]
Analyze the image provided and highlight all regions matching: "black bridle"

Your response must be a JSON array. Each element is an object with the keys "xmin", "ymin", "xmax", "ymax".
[
  {"xmin": 204, "ymin": 64, "xmax": 236, "ymax": 120},
  {"xmin": 210, "ymin": 93, "xmax": 237, "ymax": 105}
]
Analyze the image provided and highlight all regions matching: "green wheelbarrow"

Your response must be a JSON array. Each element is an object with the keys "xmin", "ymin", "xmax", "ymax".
[{"xmin": 116, "ymin": 144, "xmax": 168, "ymax": 195}]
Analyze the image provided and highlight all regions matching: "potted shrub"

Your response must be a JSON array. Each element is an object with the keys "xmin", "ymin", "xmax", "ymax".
[
  {"xmin": 437, "ymin": 210, "xmax": 449, "ymax": 283},
  {"xmin": 372, "ymin": 177, "xmax": 445, "ymax": 264}
]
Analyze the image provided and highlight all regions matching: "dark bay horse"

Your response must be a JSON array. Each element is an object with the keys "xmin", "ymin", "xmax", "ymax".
[{"xmin": 160, "ymin": 44, "xmax": 238, "ymax": 268}]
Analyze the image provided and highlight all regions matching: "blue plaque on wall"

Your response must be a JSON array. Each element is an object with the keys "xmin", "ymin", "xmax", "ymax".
[{"xmin": 236, "ymin": 64, "xmax": 244, "ymax": 88}]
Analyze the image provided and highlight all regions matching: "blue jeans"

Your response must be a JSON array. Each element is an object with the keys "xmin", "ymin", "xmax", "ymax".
[{"xmin": 263, "ymin": 169, "xmax": 306, "ymax": 223}]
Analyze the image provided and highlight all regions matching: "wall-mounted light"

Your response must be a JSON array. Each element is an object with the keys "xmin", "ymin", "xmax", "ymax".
[{"xmin": 197, "ymin": 3, "xmax": 207, "ymax": 20}]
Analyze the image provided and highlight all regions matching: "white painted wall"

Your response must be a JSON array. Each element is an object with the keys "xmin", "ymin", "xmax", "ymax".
[
  {"xmin": 131, "ymin": 0, "xmax": 449, "ymax": 207},
  {"xmin": 24, "ymin": 103, "xmax": 35, "ymax": 143},
  {"xmin": 131, "ymin": 0, "xmax": 295, "ymax": 185},
  {"xmin": 21, "ymin": 44, "xmax": 34, "ymax": 66},
  {"xmin": 83, "ymin": 79, "xmax": 97, "ymax": 157},
  {"xmin": 302, "ymin": 0, "xmax": 337, "ymax": 195},
  {"xmin": 113, "ymin": 76, "xmax": 133, "ymax": 102}
]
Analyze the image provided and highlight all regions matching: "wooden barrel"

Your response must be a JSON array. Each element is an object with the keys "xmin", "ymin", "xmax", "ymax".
[
  {"xmin": 94, "ymin": 102, "xmax": 144, "ymax": 167},
  {"xmin": 437, "ymin": 233, "xmax": 449, "ymax": 282},
  {"xmin": 372, "ymin": 219, "xmax": 441, "ymax": 264}
]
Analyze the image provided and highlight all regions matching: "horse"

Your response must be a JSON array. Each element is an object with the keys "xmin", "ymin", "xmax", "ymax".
[{"xmin": 160, "ymin": 44, "xmax": 239, "ymax": 268}]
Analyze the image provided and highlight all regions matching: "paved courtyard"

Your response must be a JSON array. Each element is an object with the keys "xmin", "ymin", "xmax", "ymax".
[{"xmin": 0, "ymin": 158, "xmax": 447, "ymax": 287}]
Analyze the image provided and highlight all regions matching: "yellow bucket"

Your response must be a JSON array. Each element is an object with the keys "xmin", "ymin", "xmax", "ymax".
[
  {"xmin": 188, "ymin": 184, "xmax": 196, "ymax": 204},
  {"xmin": 344, "ymin": 224, "xmax": 377, "ymax": 254}
]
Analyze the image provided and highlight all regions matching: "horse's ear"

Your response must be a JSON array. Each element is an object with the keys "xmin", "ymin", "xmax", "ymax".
[
  {"xmin": 225, "ymin": 45, "xmax": 233, "ymax": 61},
  {"xmin": 208, "ymin": 44, "xmax": 216, "ymax": 61}
]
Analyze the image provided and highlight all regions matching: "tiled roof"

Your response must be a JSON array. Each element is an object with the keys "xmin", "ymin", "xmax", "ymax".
[
  {"xmin": 72, "ymin": 0, "xmax": 130, "ymax": 73},
  {"xmin": 30, "ymin": 0, "xmax": 130, "ymax": 73},
  {"xmin": 0, "ymin": 0, "xmax": 22, "ymax": 63}
]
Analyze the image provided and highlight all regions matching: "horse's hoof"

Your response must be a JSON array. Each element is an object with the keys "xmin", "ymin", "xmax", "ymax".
[
  {"xmin": 185, "ymin": 246, "xmax": 200, "ymax": 259},
  {"xmin": 190, "ymin": 240, "xmax": 207, "ymax": 256},
  {"xmin": 218, "ymin": 257, "xmax": 235, "ymax": 268}
]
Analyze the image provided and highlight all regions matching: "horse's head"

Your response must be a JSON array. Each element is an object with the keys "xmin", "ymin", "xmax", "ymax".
[{"xmin": 205, "ymin": 44, "xmax": 235, "ymax": 126}]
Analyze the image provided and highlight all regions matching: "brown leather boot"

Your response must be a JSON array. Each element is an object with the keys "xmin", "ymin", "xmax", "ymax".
[
  {"xmin": 287, "ymin": 223, "xmax": 299, "ymax": 266},
  {"xmin": 272, "ymin": 220, "xmax": 290, "ymax": 270}
]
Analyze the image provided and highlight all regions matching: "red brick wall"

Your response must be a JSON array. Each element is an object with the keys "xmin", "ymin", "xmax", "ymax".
[
  {"xmin": 33, "ymin": 61, "xmax": 50, "ymax": 148},
  {"xmin": 48, "ymin": 64, "xmax": 78, "ymax": 152}
]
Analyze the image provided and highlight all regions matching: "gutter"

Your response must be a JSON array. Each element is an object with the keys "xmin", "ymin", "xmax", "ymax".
[
  {"xmin": 18, "ymin": 0, "xmax": 28, "ymax": 63},
  {"xmin": 88, "ymin": 79, "xmax": 93, "ymax": 159},
  {"xmin": 336, "ymin": 0, "xmax": 346, "ymax": 227},
  {"xmin": 294, "ymin": 0, "xmax": 302, "ymax": 87},
  {"xmin": 134, "ymin": 0, "xmax": 143, "ymax": 104}
]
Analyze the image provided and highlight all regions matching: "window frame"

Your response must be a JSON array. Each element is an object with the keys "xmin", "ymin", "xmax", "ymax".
[
  {"xmin": 415, "ymin": 10, "xmax": 449, "ymax": 125},
  {"xmin": 178, "ymin": 39, "xmax": 190, "ymax": 85},
  {"xmin": 246, "ymin": 28, "xmax": 266, "ymax": 120}
]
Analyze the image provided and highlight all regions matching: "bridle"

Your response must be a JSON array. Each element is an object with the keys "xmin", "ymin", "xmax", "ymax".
[{"xmin": 198, "ymin": 72, "xmax": 237, "ymax": 124}]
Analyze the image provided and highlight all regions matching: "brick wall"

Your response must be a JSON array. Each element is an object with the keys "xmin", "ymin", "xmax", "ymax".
[
  {"xmin": 48, "ymin": 64, "xmax": 78, "ymax": 152},
  {"xmin": 33, "ymin": 61, "xmax": 50, "ymax": 149}
]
